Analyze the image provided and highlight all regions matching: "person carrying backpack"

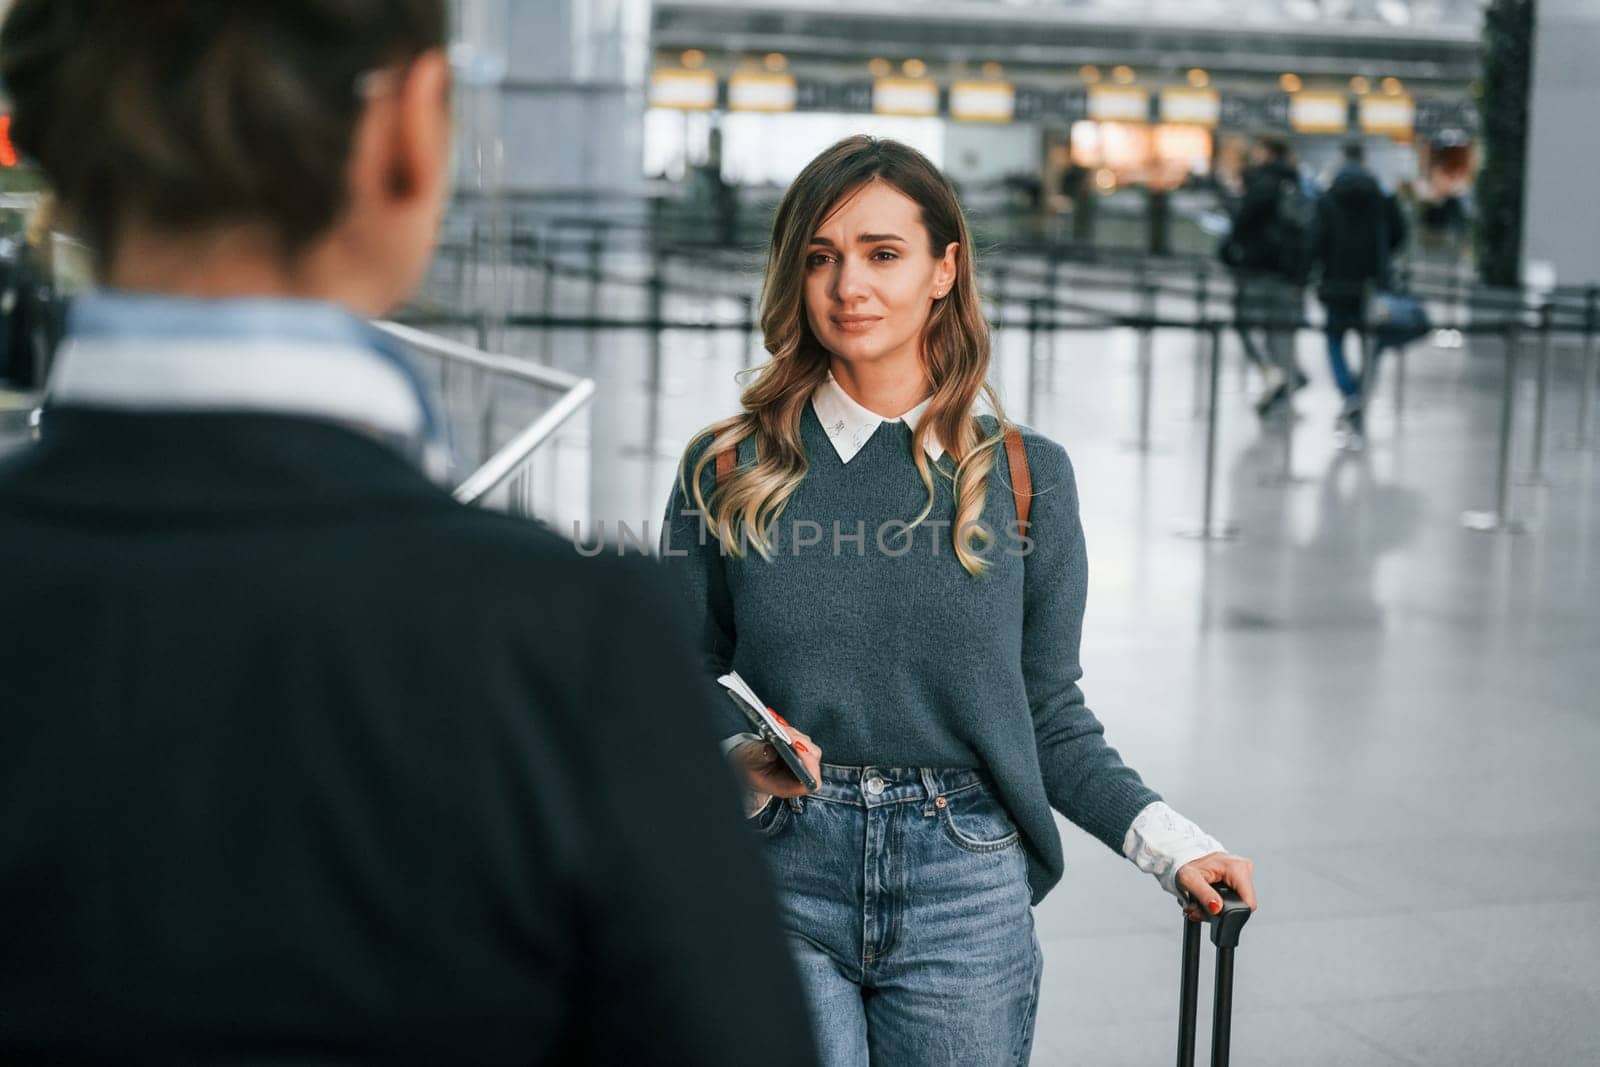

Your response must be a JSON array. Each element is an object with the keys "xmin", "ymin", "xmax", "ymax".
[
  {"xmin": 1222, "ymin": 136, "xmax": 1312, "ymax": 418},
  {"xmin": 1310, "ymin": 141, "xmax": 1409, "ymax": 444}
]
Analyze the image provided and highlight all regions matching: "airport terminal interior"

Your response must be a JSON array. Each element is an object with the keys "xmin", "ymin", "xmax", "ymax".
[{"xmin": 2, "ymin": 1, "xmax": 1597, "ymax": 1063}]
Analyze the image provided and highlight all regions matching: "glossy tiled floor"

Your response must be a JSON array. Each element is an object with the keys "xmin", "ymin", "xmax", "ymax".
[
  {"xmin": 13, "ymin": 265, "xmax": 1596, "ymax": 1062},
  {"xmin": 555, "ymin": 295, "xmax": 1600, "ymax": 1065}
]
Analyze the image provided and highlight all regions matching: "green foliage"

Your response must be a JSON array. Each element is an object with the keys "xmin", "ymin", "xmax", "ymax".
[{"xmin": 1474, "ymin": 0, "xmax": 1535, "ymax": 288}]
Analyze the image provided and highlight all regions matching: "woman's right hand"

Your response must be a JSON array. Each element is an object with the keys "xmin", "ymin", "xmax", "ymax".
[{"xmin": 729, "ymin": 727, "xmax": 822, "ymax": 798}]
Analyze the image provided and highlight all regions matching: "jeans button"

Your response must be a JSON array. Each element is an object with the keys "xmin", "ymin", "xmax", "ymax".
[{"xmin": 866, "ymin": 776, "xmax": 885, "ymax": 796}]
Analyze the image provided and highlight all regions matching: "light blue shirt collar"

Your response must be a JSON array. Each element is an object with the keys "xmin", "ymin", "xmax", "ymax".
[{"xmin": 47, "ymin": 291, "xmax": 448, "ymax": 478}]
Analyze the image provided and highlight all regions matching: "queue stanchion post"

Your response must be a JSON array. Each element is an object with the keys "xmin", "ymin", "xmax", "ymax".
[
  {"xmin": 644, "ymin": 261, "xmax": 664, "ymax": 459},
  {"xmin": 1046, "ymin": 254, "xmax": 1062, "ymax": 394},
  {"xmin": 1124, "ymin": 266, "xmax": 1164, "ymax": 454},
  {"xmin": 1574, "ymin": 285, "xmax": 1598, "ymax": 448},
  {"xmin": 1260, "ymin": 310, "xmax": 1307, "ymax": 489},
  {"xmin": 1520, "ymin": 302, "xmax": 1554, "ymax": 485},
  {"xmin": 741, "ymin": 294, "xmax": 757, "ymax": 371},
  {"xmin": 1027, "ymin": 299, "xmax": 1042, "ymax": 426},
  {"xmin": 1462, "ymin": 320, "xmax": 1528, "ymax": 534},
  {"xmin": 1193, "ymin": 267, "xmax": 1211, "ymax": 419},
  {"xmin": 540, "ymin": 234, "xmax": 557, "ymax": 364},
  {"xmin": 992, "ymin": 266, "xmax": 1010, "ymax": 398},
  {"xmin": 479, "ymin": 341, "xmax": 498, "ymax": 467},
  {"xmin": 474, "ymin": 310, "xmax": 490, "ymax": 357},
  {"xmin": 1045, "ymin": 293, "xmax": 1060, "ymax": 396},
  {"xmin": 471, "ymin": 292, "xmax": 495, "ymax": 470},
  {"xmin": 586, "ymin": 226, "xmax": 604, "ymax": 323},
  {"xmin": 1178, "ymin": 324, "xmax": 1240, "ymax": 541},
  {"xmin": 586, "ymin": 221, "xmax": 611, "ymax": 373},
  {"xmin": 452, "ymin": 240, "xmax": 468, "ymax": 323},
  {"xmin": 1392, "ymin": 319, "xmax": 1408, "ymax": 422}
]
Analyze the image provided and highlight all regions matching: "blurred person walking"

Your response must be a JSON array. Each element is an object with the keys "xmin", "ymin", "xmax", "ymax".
[
  {"xmin": 0, "ymin": 3, "xmax": 813, "ymax": 1064},
  {"xmin": 1311, "ymin": 140, "xmax": 1408, "ymax": 444},
  {"xmin": 0, "ymin": 193, "xmax": 63, "ymax": 389},
  {"xmin": 1220, "ymin": 135, "xmax": 1313, "ymax": 418},
  {"xmin": 660, "ymin": 136, "xmax": 1258, "ymax": 1067}
]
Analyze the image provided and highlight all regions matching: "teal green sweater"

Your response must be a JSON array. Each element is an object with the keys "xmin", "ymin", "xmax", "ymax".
[{"xmin": 658, "ymin": 403, "xmax": 1161, "ymax": 904}]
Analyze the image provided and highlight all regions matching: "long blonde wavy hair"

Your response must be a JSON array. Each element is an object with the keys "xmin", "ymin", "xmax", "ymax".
[{"xmin": 678, "ymin": 135, "xmax": 1017, "ymax": 577}]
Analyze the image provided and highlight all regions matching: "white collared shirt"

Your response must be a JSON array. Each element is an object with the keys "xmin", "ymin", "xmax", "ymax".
[
  {"xmin": 810, "ymin": 371, "xmax": 946, "ymax": 465},
  {"xmin": 729, "ymin": 372, "xmax": 1227, "ymax": 900}
]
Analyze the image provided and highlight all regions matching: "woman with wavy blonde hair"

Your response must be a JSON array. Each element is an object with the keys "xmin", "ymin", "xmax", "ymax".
[{"xmin": 661, "ymin": 135, "xmax": 1256, "ymax": 1065}]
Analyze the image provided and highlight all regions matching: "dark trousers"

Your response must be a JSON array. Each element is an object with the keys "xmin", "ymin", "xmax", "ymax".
[
  {"xmin": 1323, "ymin": 299, "xmax": 1385, "ymax": 401},
  {"xmin": 1235, "ymin": 274, "xmax": 1303, "ymax": 381}
]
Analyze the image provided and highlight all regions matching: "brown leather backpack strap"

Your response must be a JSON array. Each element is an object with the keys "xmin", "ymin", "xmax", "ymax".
[
  {"xmin": 1003, "ymin": 428, "xmax": 1031, "ymax": 534},
  {"xmin": 715, "ymin": 443, "xmax": 734, "ymax": 487}
]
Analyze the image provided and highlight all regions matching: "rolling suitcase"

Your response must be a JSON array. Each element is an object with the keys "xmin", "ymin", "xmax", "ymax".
[{"xmin": 1177, "ymin": 884, "xmax": 1253, "ymax": 1067}]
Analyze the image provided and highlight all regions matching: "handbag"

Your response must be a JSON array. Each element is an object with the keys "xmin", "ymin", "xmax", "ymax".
[
  {"xmin": 1369, "ymin": 200, "xmax": 1431, "ymax": 350},
  {"xmin": 1369, "ymin": 289, "xmax": 1431, "ymax": 349}
]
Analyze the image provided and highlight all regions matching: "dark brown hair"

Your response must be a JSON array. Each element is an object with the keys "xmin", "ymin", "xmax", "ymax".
[{"xmin": 0, "ymin": 0, "xmax": 448, "ymax": 274}]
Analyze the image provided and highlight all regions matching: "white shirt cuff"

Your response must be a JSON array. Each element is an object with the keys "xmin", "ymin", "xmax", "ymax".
[
  {"xmin": 1121, "ymin": 801, "xmax": 1226, "ymax": 900},
  {"xmin": 721, "ymin": 733, "xmax": 770, "ymax": 818}
]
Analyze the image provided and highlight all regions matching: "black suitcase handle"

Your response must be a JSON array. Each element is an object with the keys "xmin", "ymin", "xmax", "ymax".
[{"xmin": 1177, "ymin": 883, "xmax": 1252, "ymax": 1067}]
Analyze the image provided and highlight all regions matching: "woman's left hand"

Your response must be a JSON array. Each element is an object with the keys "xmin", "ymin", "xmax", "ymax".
[{"xmin": 1174, "ymin": 852, "xmax": 1257, "ymax": 924}]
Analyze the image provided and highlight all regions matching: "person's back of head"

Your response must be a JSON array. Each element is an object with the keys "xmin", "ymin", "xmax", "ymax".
[
  {"xmin": 0, "ymin": 0, "xmax": 451, "ymax": 314},
  {"xmin": 1342, "ymin": 140, "xmax": 1366, "ymax": 166},
  {"xmin": 1256, "ymin": 135, "xmax": 1292, "ymax": 169}
]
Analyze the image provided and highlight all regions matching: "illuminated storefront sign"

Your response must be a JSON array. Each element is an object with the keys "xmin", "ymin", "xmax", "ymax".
[
  {"xmin": 728, "ymin": 73, "xmax": 798, "ymax": 113},
  {"xmin": 1290, "ymin": 92, "xmax": 1350, "ymax": 133},
  {"xmin": 1160, "ymin": 88, "xmax": 1221, "ymax": 127},
  {"xmin": 949, "ymin": 80, "xmax": 1015, "ymax": 122},
  {"xmin": 872, "ymin": 77, "xmax": 940, "ymax": 117},
  {"xmin": 649, "ymin": 69, "xmax": 717, "ymax": 111},
  {"xmin": 1359, "ymin": 94, "xmax": 1416, "ymax": 136},
  {"xmin": 1088, "ymin": 86, "xmax": 1151, "ymax": 123}
]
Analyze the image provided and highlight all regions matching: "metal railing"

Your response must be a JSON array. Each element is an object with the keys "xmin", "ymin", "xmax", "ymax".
[
  {"xmin": 0, "ymin": 294, "xmax": 594, "ymax": 527},
  {"xmin": 375, "ymin": 321, "xmax": 595, "ymax": 525},
  {"xmin": 411, "ymin": 214, "xmax": 1600, "ymax": 545}
]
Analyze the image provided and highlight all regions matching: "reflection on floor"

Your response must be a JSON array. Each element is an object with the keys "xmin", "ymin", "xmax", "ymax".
[
  {"xmin": 563, "ymin": 308, "xmax": 1599, "ymax": 1066},
  {"xmin": 15, "ymin": 267, "xmax": 1595, "ymax": 1062}
]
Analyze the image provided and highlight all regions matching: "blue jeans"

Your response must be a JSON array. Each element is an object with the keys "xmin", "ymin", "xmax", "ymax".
[
  {"xmin": 1324, "ymin": 301, "xmax": 1390, "ymax": 401},
  {"xmin": 752, "ymin": 765, "xmax": 1042, "ymax": 1067}
]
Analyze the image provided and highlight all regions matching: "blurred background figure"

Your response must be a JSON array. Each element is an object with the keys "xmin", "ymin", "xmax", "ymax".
[
  {"xmin": 1310, "ymin": 140, "xmax": 1408, "ymax": 444},
  {"xmin": 0, "ymin": 2, "xmax": 812, "ymax": 1063},
  {"xmin": 0, "ymin": 191, "xmax": 58, "ymax": 389},
  {"xmin": 1417, "ymin": 129, "xmax": 1475, "ymax": 255},
  {"xmin": 1221, "ymin": 134, "xmax": 1312, "ymax": 418}
]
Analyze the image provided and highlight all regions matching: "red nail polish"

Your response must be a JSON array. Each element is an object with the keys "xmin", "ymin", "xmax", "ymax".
[
  {"xmin": 795, "ymin": 741, "xmax": 809, "ymax": 754},
  {"xmin": 1208, "ymin": 899, "xmax": 1222, "ymax": 914}
]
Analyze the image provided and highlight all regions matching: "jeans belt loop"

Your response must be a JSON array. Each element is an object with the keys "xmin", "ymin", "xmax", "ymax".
[
  {"xmin": 918, "ymin": 768, "xmax": 941, "ymax": 816},
  {"xmin": 786, "ymin": 795, "xmax": 804, "ymax": 814}
]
